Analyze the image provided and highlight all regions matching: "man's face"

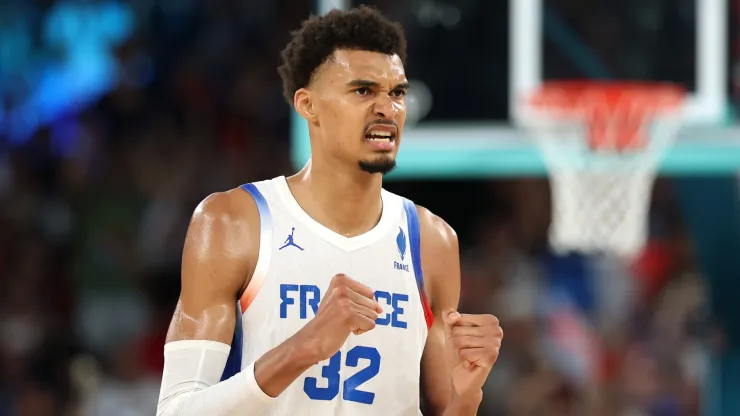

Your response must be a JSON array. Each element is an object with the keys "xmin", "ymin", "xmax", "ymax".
[{"xmin": 308, "ymin": 49, "xmax": 408, "ymax": 174}]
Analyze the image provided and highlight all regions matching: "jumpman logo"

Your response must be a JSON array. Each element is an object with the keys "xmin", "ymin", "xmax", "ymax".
[{"xmin": 279, "ymin": 227, "xmax": 304, "ymax": 251}]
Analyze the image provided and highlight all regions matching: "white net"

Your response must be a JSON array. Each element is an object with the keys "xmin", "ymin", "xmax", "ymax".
[{"xmin": 520, "ymin": 86, "xmax": 684, "ymax": 259}]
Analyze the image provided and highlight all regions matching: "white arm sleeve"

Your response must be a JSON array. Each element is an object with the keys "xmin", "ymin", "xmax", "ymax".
[{"xmin": 157, "ymin": 340, "xmax": 276, "ymax": 416}]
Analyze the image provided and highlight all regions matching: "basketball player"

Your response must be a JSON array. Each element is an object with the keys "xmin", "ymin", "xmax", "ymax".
[{"xmin": 156, "ymin": 6, "xmax": 503, "ymax": 416}]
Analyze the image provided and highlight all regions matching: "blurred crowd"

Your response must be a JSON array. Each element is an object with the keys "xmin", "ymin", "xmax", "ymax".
[
  {"xmin": 0, "ymin": 1, "xmax": 737, "ymax": 415},
  {"xmin": 458, "ymin": 178, "xmax": 712, "ymax": 416}
]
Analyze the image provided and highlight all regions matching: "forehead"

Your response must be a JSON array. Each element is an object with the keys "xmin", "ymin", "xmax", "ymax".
[{"xmin": 320, "ymin": 49, "xmax": 406, "ymax": 85}]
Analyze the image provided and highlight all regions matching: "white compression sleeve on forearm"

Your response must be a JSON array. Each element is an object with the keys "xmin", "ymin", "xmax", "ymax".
[{"xmin": 157, "ymin": 340, "xmax": 276, "ymax": 416}]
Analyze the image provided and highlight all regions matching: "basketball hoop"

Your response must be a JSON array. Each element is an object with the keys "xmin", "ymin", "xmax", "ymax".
[{"xmin": 519, "ymin": 81, "xmax": 686, "ymax": 259}]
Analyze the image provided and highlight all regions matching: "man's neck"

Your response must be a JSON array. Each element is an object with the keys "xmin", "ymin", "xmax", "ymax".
[{"xmin": 286, "ymin": 161, "xmax": 384, "ymax": 237}]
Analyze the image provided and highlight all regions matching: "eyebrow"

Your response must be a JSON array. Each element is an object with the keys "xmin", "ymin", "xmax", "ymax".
[{"xmin": 346, "ymin": 80, "xmax": 410, "ymax": 90}]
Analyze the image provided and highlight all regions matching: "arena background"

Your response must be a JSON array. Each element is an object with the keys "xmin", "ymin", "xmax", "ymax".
[{"xmin": 0, "ymin": 0, "xmax": 739, "ymax": 415}]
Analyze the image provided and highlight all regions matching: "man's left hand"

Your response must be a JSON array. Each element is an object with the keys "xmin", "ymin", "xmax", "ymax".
[{"xmin": 443, "ymin": 309, "xmax": 503, "ymax": 401}]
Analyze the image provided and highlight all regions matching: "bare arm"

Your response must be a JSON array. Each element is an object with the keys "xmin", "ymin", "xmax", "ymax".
[
  {"xmin": 166, "ymin": 190, "xmax": 254, "ymax": 345},
  {"xmin": 418, "ymin": 207, "xmax": 484, "ymax": 416},
  {"xmin": 161, "ymin": 189, "xmax": 318, "ymax": 410}
]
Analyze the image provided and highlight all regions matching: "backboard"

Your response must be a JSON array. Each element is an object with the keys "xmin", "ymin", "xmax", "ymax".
[
  {"xmin": 511, "ymin": 0, "xmax": 727, "ymax": 125},
  {"xmin": 291, "ymin": 0, "xmax": 740, "ymax": 178}
]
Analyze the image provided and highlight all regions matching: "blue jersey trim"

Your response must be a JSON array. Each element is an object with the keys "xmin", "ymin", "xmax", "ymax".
[
  {"xmin": 220, "ymin": 306, "xmax": 244, "ymax": 381},
  {"xmin": 242, "ymin": 183, "xmax": 270, "ymax": 217},
  {"xmin": 403, "ymin": 199, "xmax": 425, "ymax": 295}
]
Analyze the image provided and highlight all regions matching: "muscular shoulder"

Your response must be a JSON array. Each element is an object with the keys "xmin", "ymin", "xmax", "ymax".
[
  {"xmin": 415, "ymin": 205, "xmax": 460, "ymax": 305},
  {"xmin": 416, "ymin": 205, "xmax": 458, "ymax": 253},
  {"xmin": 190, "ymin": 188, "xmax": 260, "ymax": 233},
  {"xmin": 183, "ymin": 187, "xmax": 262, "ymax": 295}
]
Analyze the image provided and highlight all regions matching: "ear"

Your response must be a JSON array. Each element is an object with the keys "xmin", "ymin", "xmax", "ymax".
[{"xmin": 293, "ymin": 88, "xmax": 316, "ymax": 122}]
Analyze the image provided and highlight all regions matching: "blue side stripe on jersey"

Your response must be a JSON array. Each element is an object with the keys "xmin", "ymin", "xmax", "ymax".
[
  {"xmin": 220, "ymin": 305, "xmax": 244, "ymax": 381},
  {"xmin": 242, "ymin": 183, "xmax": 270, "ymax": 217},
  {"xmin": 402, "ymin": 199, "xmax": 425, "ymax": 295}
]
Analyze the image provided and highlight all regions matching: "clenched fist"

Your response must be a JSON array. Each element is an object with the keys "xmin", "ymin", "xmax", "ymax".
[
  {"xmin": 443, "ymin": 309, "xmax": 503, "ymax": 399},
  {"xmin": 300, "ymin": 273, "xmax": 383, "ymax": 362}
]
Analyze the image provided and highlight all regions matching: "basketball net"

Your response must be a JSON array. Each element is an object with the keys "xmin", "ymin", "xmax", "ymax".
[{"xmin": 519, "ymin": 82, "xmax": 685, "ymax": 259}]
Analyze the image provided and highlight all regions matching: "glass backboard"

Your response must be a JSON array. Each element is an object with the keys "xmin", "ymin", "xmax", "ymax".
[{"xmin": 291, "ymin": 0, "xmax": 740, "ymax": 177}]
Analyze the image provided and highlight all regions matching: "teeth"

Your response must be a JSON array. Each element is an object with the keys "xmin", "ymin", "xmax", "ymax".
[
  {"xmin": 367, "ymin": 130, "xmax": 392, "ymax": 137},
  {"xmin": 367, "ymin": 137, "xmax": 390, "ymax": 142}
]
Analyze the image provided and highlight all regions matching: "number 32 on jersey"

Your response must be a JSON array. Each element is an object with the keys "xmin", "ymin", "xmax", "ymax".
[
  {"xmin": 281, "ymin": 283, "xmax": 408, "ymax": 405},
  {"xmin": 304, "ymin": 346, "xmax": 380, "ymax": 405}
]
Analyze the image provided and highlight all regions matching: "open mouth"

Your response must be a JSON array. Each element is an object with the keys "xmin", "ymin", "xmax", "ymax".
[{"xmin": 364, "ymin": 125, "xmax": 397, "ymax": 151}]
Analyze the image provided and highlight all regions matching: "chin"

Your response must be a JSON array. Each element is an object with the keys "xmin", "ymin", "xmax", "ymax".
[{"xmin": 358, "ymin": 156, "xmax": 397, "ymax": 175}]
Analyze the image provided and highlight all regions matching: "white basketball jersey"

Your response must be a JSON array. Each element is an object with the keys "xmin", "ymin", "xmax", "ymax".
[{"xmin": 219, "ymin": 176, "xmax": 434, "ymax": 416}]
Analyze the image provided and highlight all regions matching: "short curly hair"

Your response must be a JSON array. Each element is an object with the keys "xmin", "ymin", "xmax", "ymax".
[{"xmin": 278, "ymin": 6, "xmax": 407, "ymax": 105}]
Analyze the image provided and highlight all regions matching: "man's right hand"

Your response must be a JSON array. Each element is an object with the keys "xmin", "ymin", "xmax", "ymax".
[{"xmin": 299, "ymin": 273, "xmax": 383, "ymax": 362}]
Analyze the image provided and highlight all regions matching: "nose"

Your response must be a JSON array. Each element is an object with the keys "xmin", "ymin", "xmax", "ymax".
[{"xmin": 372, "ymin": 94, "xmax": 400, "ymax": 119}]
